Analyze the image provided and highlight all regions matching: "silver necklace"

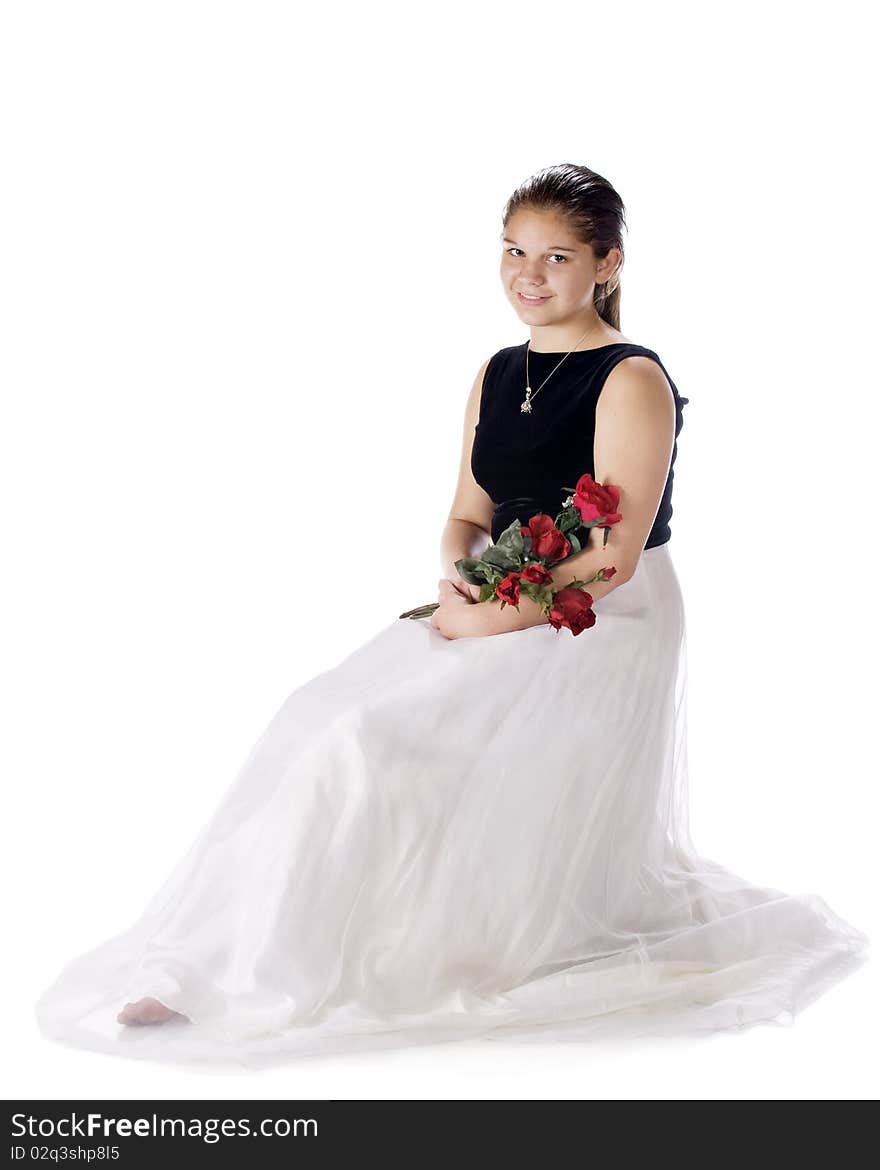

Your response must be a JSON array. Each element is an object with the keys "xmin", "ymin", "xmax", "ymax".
[{"xmin": 520, "ymin": 324, "xmax": 599, "ymax": 413}]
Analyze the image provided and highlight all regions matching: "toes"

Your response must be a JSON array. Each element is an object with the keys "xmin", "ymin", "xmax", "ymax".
[{"xmin": 117, "ymin": 996, "xmax": 178, "ymax": 1026}]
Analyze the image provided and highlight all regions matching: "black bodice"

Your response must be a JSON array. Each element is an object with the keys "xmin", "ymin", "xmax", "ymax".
[{"xmin": 470, "ymin": 341, "xmax": 690, "ymax": 547}]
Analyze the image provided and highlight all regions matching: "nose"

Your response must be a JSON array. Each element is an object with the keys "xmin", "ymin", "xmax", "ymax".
[
  {"xmin": 503, "ymin": 253, "xmax": 548, "ymax": 292},
  {"xmin": 519, "ymin": 265, "xmax": 546, "ymax": 287}
]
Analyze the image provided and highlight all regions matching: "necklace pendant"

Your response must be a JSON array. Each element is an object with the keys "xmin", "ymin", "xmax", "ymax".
[{"xmin": 520, "ymin": 386, "xmax": 533, "ymax": 413}]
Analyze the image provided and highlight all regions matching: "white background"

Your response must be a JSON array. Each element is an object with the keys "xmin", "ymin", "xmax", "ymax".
[{"xmin": 2, "ymin": 0, "xmax": 877, "ymax": 1100}]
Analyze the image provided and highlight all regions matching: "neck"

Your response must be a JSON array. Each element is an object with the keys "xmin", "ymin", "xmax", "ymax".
[{"xmin": 529, "ymin": 314, "xmax": 608, "ymax": 353}]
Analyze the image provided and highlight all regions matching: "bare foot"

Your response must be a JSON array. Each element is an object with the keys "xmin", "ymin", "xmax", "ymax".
[{"xmin": 117, "ymin": 996, "xmax": 183, "ymax": 1026}]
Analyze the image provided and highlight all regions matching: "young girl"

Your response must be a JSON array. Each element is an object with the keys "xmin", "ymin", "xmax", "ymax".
[{"xmin": 35, "ymin": 163, "xmax": 869, "ymax": 1067}]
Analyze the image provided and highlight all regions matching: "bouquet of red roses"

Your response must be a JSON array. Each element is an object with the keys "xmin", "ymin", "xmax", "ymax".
[{"xmin": 400, "ymin": 473, "xmax": 623, "ymax": 636}]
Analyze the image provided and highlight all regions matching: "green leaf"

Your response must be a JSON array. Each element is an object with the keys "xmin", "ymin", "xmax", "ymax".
[
  {"xmin": 482, "ymin": 546, "xmax": 521, "ymax": 572},
  {"xmin": 557, "ymin": 504, "xmax": 583, "ymax": 534},
  {"xmin": 489, "ymin": 520, "xmax": 525, "ymax": 563},
  {"xmin": 454, "ymin": 556, "xmax": 493, "ymax": 585}
]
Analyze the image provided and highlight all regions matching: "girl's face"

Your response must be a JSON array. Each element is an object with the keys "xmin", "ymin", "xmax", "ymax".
[{"xmin": 500, "ymin": 208, "xmax": 608, "ymax": 323}]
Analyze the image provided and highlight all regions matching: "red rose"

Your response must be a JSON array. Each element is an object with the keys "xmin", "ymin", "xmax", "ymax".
[
  {"xmin": 496, "ymin": 572, "xmax": 521, "ymax": 606},
  {"xmin": 521, "ymin": 562, "xmax": 553, "ymax": 585},
  {"xmin": 547, "ymin": 587, "xmax": 597, "ymax": 636},
  {"xmin": 521, "ymin": 514, "xmax": 571, "ymax": 561},
  {"xmin": 573, "ymin": 473, "xmax": 622, "ymax": 527}
]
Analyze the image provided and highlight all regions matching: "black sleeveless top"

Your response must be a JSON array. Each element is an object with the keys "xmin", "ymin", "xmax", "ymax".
[{"xmin": 471, "ymin": 342, "xmax": 690, "ymax": 549}]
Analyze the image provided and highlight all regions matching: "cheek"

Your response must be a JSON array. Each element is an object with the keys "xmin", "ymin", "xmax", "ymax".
[{"xmin": 562, "ymin": 269, "xmax": 592, "ymax": 293}]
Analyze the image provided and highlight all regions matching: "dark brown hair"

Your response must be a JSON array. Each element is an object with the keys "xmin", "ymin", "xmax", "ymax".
[{"xmin": 502, "ymin": 163, "xmax": 627, "ymax": 330}]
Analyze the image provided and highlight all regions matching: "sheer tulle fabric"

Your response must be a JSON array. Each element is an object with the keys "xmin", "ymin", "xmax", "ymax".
[{"xmin": 34, "ymin": 544, "xmax": 869, "ymax": 1067}]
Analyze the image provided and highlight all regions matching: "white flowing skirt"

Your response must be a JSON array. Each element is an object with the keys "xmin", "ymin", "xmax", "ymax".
[{"xmin": 34, "ymin": 544, "xmax": 870, "ymax": 1068}]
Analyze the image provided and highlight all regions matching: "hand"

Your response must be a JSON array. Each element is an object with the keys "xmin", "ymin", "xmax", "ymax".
[
  {"xmin": 430, "ymin": 579, "xmax": 478, "ymax": 640},
  {"xmin": 449, "ymin": 577, "xmax": 482, "ymax": 603}
]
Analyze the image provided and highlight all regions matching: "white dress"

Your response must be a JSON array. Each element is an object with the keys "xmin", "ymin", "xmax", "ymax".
[{"xmin": 34, "ymin": 541, "xmax": 870, "ymax": 1069}]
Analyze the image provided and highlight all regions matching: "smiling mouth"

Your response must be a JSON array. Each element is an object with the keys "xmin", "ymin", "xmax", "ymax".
[{"xmin": 517, "ymin": 292, "xmax": 551, "ymax": 302}]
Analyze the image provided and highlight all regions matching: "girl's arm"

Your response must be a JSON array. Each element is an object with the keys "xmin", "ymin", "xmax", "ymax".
[
  {"xmin": 440, "ymin": 357, "xmax": 495, "ymax": 581},
  {"xmin": 445, "ymin": 528, "xmax": 623, "ymax": 638}
]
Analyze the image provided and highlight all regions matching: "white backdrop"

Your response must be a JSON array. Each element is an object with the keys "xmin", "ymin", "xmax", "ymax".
[{"xmin": 3, "ymin": 0, "xmax": 877, "ymax": 1099}]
